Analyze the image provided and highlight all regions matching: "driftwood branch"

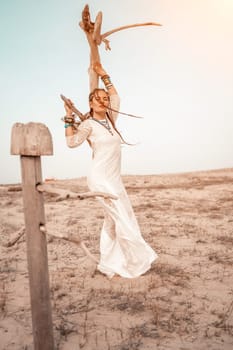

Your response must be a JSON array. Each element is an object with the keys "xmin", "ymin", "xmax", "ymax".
[
  {"xmin": 61, "ymin": 232, "xmax": 99, "ymax": 263},
  {"xmin": 101, "ymin": 22, "xmax": 162, "ymax": 40},
  {"xmin": 79, "ymin": 5, "xmax": 101, "ymax": 91},
  {"xmin": 60, "ymin": 94, "xmax": 86, "ymax": 122},
  {"xmin": 4, "ymin": 227, "xmax": 25, "ymax": 247},
  {"xmin": 99, "ymin": 22, "xmax": 162, "ymax": 51},
  {"xmin": 7, "ymin": 185, "xmax": 22, "ymax": 192},
  {"xmin": 37, "ymin": 184, "xmax": 118, "ymax": 201},
  {"xmin": 6, "ymin": 226, "xmax": 99, "ymax": 264},
  {"xmin": 93, "ymin": 11, "xmax": 102, "ymax": 45},
  {"xmin": 79, "ymin": 5, "xmax": 162, "ymax": 90}
]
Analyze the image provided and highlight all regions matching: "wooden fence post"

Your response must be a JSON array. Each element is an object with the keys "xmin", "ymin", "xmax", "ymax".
[{"xmin": 11, "ymin": 122, "xmax": 54, "ymax": 350}]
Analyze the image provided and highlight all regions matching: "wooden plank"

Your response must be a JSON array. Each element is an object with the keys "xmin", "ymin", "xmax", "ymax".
[
  {"xmin": 20, "ymin": 155, "xmax": 54, "ymax": 350},
  {"xmin": 11, "ymin": 122, "xmax": 53, "ymax": 156}
]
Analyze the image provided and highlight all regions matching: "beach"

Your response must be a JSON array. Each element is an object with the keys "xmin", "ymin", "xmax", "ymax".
[{"xmin": 0, "ymin": 168, "xmax": 233, "ymax": 349}]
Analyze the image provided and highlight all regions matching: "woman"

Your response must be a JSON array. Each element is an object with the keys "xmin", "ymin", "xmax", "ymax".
[{"xmin": 64, "ymin": 63, "xmax": 157, "ymax": 278}]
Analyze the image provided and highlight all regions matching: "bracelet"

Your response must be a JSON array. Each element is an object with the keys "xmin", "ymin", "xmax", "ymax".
[
  {"xmin": 101, "ymin": 75, "xmax": 112, "ymax": 88},
  {"xmin": 64, "ymin": 113, "xmax": 75, "ymax": 124},
  {"xmin": 102, "ymin": 77, "xmax": 111, "ymax": 84},
  {"xmin": 101, "ymin": 74, "xmax": 110, "ymax": 81},
  {"xmin": 64, "ymin": 116, "xmax": 75, "ymax": 124},
  {"xmin": 64, "ymin": 123, "xmax": 73, "ymax": 128},
  {"xmin": 105, "ymin": 83, "xmax": 113, "ymax": 90},
  {"xmin": 64, "ymin": 113, "xmax": 75, "ymax": 117}
]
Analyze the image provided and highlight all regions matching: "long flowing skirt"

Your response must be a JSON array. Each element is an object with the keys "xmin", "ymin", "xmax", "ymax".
[{"xmin": 88, "ymin": 177, "xmax": 157, "ymax": 278}]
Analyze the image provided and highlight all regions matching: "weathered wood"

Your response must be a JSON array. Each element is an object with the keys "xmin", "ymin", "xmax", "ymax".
[
  {"xmin": 79, "ymin": 6, "xmax": 162, "ymax": 92},
  {"xmin": 4, "ymin": 227, "xmax": 25, "ymax": 247},
  {"xmin": 79, "ymin": 5, "xmax": 101, "ymax": 91},
  {"xmin": 93, "ymin": 11, "xmax": 103, "ymax": 45},
  {"xmin": 8, "ymin": 226, "xmax": 99, "ymax": 264},
  {"xmin": 37, "ymin": 183, "xmax": 118, "ymax": 201},
  {"xmin": 60, "ymin": 94, "xmax": 85, "ymax": 121},
  {"xmin": 53, "ymin": 232, "xmax": 99, "ymax": 264},
  {"xmin": 20, "ymin": 155, "xmax": 54, "ymax": 350},
  {"xmin": 11, "ymin": 122, "xmax": 53, "ymax": 156},
  {"xmin": 7, "ymin": 185, "xmax": 22, "ymax": 192},
  {"xmin": 101, "ymin": 22, "xmax": 162, "ymax": 41},
  {"xmin": 11, "ymin": 122, "xmax": 54, "ymax": 349}
]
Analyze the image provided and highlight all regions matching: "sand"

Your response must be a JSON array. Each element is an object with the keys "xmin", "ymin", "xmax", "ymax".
[{"xmin": 0, "ymin": 168, "xmax": 233, "ymax": 350}]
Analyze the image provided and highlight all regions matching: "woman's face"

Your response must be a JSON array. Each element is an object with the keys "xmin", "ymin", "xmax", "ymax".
[{"xmin": 90, "ymin": 90, "xmax": 109, "ymax": 113}]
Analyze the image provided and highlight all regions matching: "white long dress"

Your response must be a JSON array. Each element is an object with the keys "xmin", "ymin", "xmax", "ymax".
[{"xmin": 66, "ymin": 94, "xmax": 158, "ymax": 278}]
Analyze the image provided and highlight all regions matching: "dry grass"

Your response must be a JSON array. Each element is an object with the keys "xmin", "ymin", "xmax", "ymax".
[{"xmin": 0, "ymin": 169, "xmax": 233, "ymax": 349}]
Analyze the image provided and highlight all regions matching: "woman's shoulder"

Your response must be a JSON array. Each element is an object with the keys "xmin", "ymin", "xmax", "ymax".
[
  {"xmin": 79, "ymin": 118, "xmax": 92, "ymax": 129},
  {"xmin": 110, "ymin": 94, "xmax": 120, "ymax": 104},
  {"xmin": 76, "ymin": 118, "xmax": 92, "ymax": 137}
]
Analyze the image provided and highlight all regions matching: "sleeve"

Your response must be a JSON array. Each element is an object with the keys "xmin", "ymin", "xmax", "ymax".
[
  {"xmin": 109, "ymin": 94, "xmax": 120, "ymax": 122},
  {"xmin": 66, "ymin": 120, "xmax": 92, "ymax": 148}
]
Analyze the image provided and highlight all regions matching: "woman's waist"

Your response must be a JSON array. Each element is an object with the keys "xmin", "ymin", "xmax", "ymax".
[
  {"xmin": 87, "ymin": 177, "xmax": 124, "ymax": 195},
  {"xmin": 91, "ymin": 153, "xmax": 121, "ymax": 167}
]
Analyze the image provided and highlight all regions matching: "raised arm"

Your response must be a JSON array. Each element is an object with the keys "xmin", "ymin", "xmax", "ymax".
[
  {"xmin": 93, "ymin": 62, "xmax": 120, "ymax": 121},
  {"xmin": 92, "ymin": 62, "xmax": 117, "ymax": 96}
]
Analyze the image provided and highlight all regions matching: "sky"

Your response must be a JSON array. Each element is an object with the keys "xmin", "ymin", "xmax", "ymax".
[{"xmin": 0, "ymin": 0, "xmax": 233, "ymax": 184}]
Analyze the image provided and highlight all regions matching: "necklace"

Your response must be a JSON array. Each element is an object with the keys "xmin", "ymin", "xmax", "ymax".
[{"xmin": 90, "ymin": 117, "xmax": 113, "ymax": 135}]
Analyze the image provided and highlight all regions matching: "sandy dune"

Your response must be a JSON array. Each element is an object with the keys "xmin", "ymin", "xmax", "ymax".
[{"xmin": 0, "ymin": 168, "xmax": 233, "ymax": 349}]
